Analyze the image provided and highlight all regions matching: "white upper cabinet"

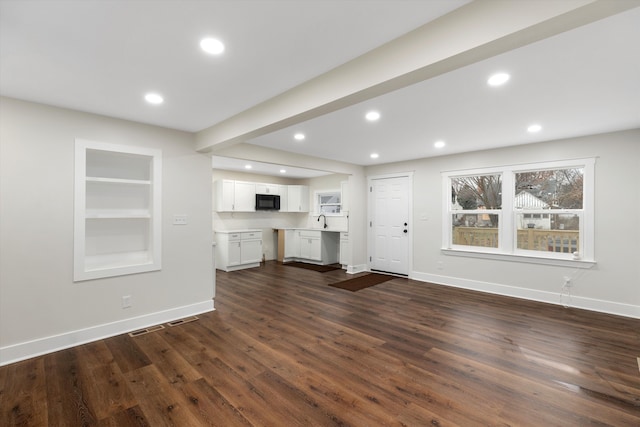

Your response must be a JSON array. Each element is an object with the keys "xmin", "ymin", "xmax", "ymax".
[
  {"xmin": 255, "ymin": 183, "xmax": 281, "ymax": 195},
  {"xmin": 216, "ymin": 180, "xmax": 235, "ymax": 212},
  {"xmin": 234, "ymin": 181, "xmax": 256, "ymax": 211},
  {"xmin": 215, "ymin": 180, "xmax": 256, "ymax": 212},
  {"xmin": 216, "ymin": 180, "xmax": 308, "ymax": 213},
  {"xmin": 74, "ymin": 139, "xmax": 162, "ymax": 281},
  {"xmin": 287, "ymin": 185, "xmax": 309, "ymax": 212}
]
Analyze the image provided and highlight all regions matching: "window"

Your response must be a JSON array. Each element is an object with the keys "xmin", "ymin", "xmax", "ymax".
[
  {"xmin": 316, "ymin": 190, "xmax": 341, "ymax": 214},
  {"xmin": 514, "ymin": 167, "xmax": 583, "ymax": 256},
  {"xmin": 443, "ymin": 159, "xmax": 595, "ymax": 265},
  {"xmin": 450, "ymin": 174, "xmax": 502, "ymax": 250}
]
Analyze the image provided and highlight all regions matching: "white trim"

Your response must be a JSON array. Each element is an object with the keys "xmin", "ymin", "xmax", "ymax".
[
  {"xmin": 313, "ymin": 188, "xmax": 342, "ymax": 216},
  {"xmin": 442, "ymin": 248, "xmax": 596, "ymax": 268},
  {"xmin": 346, "ymin": 263, "xmax": 368, "ymax": 274},
  {"xmin": 0, "ymin": 300, "xmax": 214, "ymax": 366},
  {"xmin": 441, "ymin": 157, "xmax": 598, "ymax": 175},
  {"xmin": 74, "ymin": 139, "xmax": 163, "ymax": 281},
  {"xmin": 410, "ymin": 271, "xmax": 638, "ymax": 319}
]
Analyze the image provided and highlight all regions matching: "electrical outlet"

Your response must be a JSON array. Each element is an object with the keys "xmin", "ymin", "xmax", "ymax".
[
  {"xmin": 437, "ymin": 261, "xmax": 444, "ymax": 270},
  {"xmin": 122, "ymin": 295, "xmax": 132, "ymax": 309},
  {"xmin": 173, "ymin": 215, "xmax": 188, "ymax": 225},
  {"xmin": 563, "ymin": 276, "xmax": 572, "ymax": 287}
]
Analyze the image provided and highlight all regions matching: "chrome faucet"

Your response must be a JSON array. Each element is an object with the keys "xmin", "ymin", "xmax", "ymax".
[{"xmin": 317, "ymin": 214, "xmax": 328, "ymax": 229}]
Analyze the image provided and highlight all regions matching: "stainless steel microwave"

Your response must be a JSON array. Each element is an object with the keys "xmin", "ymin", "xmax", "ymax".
[{"xmin": 255, "ymin": 194, "xmax": 280, "ymax": 210}]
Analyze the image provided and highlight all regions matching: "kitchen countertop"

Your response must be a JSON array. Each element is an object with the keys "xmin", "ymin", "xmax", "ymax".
[
  {"xmin": 276, "ymin": 227, "xmax": 347, "ymax": 233},
  {"xmin": 215, "ymin": 229, "xmax": 262, "ymax": 233}
]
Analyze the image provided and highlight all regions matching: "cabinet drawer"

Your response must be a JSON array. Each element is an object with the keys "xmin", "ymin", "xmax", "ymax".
[
  {"xmin": 241, "ymin": 231, "xmax": 262, "ymax": 240},
  {"xmin": 299, "ymin": 230, "xmax": 321, "ymax": 239},
  {"xmin": 227, "ymin": 233, "xmax": 241, "ymax": 241}
]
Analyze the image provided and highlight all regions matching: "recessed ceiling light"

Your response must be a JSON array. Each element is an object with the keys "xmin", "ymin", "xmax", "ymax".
[
  {"xmin": 365, "ymin": 111, "xmax": 381, "ymax": 121},
  {"xmin": 200, "ymin": 38, "xmax": 225, "ymax": 55},
  {"xmin": 527, "ymin": 124, "xmax": 542, "ymax": 133},
  {"xmin": 144, "ymin": 93, "xmax": 164, "ymax": 105},
  {"xmin": 280, "ymin": 169, "xmax": 287, "ymax": 174},
  {"xmin": 294, "ymin": 133, "xmax": 305, "ymax": 141},
  {"xmin": 370, "ymin": 153, "xmax": 379, "ymax": 159},
  {"xmin": 487, "ymin": 72, "xmax": 510, "ymax": 87},
  {"xmin": 244, "ymin": 164, "xmax": 252, "ymax": 169},
  {"xmin": 434, "ymin": 140, "xmax": 446, "ymax": 148}
]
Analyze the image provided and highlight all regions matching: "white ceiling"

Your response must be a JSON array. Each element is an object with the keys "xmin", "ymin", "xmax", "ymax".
[
  {"xmin": 0, "ymin": 0, "xmax": 467, "ymax": 131},
  {"xmin": 249, "ymin": 6, "xmax": 640, "ymax": 166},
  {"xmin": 1, "ymin": 1, "xmax": 639, "ymax": 176}
]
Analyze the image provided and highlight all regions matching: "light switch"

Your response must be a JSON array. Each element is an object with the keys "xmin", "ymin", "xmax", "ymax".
[{"xmin": 173, "ymin": 215, "xmax": 188, "ymax": 225}]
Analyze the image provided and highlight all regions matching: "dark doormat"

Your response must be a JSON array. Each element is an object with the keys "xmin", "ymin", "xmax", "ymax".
[
  {"xmin": 329, "ymin": 273, "xmax": 392, "ymax": 292},
  {"xmin": 283, "ymin": 261, "xmax": 342, "ymax": 273}
]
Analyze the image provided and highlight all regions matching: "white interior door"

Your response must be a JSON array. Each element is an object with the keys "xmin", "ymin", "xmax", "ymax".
[{"xmin": 368, "ymin": 175, "xmax": 411, "ymax": 275}]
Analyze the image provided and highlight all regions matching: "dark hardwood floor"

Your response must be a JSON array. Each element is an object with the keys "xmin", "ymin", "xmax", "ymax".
[{"xmin": 2, "ymin": 261, "xmax": 639, "ymax": 426}]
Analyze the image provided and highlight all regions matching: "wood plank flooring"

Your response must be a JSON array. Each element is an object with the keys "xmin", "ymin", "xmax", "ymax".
[{"xmin": 1, "ymin": 261, "xmax": 639, "ymax": 426}]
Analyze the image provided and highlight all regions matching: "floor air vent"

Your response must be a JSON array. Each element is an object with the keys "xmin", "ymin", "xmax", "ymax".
[
  {"xmin": 128, "ymin": 324, "xmax": 165, "ymax": 337},
  {"xmin": 167, "ymin": 315, "xmax": 199, "ymax": 327}
]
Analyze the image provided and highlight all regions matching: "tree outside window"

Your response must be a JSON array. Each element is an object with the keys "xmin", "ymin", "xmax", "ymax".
[{"xmin": 317, "ymin": 191, "xmax": 341, "ymax": 214}]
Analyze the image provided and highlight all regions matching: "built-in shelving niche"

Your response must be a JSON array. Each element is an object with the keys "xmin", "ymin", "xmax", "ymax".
[{"xmin": 74, "ymin": 139, "xmax": 162, "ymax": 281}]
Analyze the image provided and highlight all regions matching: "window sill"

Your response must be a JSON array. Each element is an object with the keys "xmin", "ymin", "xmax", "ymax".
[
  {"xmin": 312, "ymin": 212, "xmax": 345, "ymax": 217},
  {"xmin": 441, "ymin": 248, "xmax": 596, "ymax": 269}
]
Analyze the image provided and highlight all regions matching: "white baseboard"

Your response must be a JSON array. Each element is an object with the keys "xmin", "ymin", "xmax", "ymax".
[
  {"xmin": 346, "ymin": 263, "xmax": 368, "ymax": 274},
  {"xmin": 0, "ymin": 300, "xmax": 215, "ymax": 367},
  {"xmin": 410, "ymin": 271, "xmax": 639, "ymax": 319}
]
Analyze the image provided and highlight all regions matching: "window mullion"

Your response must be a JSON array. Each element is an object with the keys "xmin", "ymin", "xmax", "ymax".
[{"xmin": 501, "ymin": 170, "xmax": 514, "ymax": 253}]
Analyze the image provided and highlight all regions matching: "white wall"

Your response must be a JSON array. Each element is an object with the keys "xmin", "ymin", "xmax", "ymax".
[
  {"xmin": 0, "ymin": 97, "xmax": 214, "ymax": 365},
  {"xmin": 365, "ymin": 129, "xmax": 640, "ymax": 318}
]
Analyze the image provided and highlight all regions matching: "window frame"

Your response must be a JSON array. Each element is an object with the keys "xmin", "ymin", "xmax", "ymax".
[
  {"xmin": 441, "ymin": 158, "xmax": 595, "ymax": 268},
  {"xmin": 314, "ymin": 189, "xmax": 342, "ymax": 216}
]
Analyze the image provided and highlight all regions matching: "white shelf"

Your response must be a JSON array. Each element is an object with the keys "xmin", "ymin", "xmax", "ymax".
[
  {"xmin": 74, "ymin": 139, "xmax": 162, "ymax": 281},
  {"xmin": 85, "ymin": 210, "xmax": 151, "ymax": 219},
  {"xmin": 85, "ymin": 251, "xmax": 153, "ymax": 272},
  {"xmin": 86, "ymin": 177, "xmax": 151, "ymax": 185}
]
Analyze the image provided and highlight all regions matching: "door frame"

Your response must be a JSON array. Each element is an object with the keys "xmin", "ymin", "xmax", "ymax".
[{"xmin": 367, "ymin": 172, "xmax": 413, "ymax": 276}]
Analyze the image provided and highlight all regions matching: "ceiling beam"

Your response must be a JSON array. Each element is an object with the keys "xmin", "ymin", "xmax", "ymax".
[
  {"xmin": 213, "ymin": 143, "xmax": 363, "ymax": 176},
  {"xmin": 195, "ymin": 0, "xmax": 638, "ymax": 153}
]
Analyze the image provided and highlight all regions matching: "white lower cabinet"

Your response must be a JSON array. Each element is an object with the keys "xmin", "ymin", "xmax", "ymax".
[
  {"xmin": 284, "ymin": 229, "xmax": 339, "ymax": 265},
  {"xmin": 241, "ymin": 236, "xmax": 262, "ymax": 264},
  {"xmin": 284, "ymin": 230, "xmax": 300, "ymax": 258},
  {"xmin": 299, "ymin": 232, "xmax": 322, "ymax": 261},
  {"xmin": 340, "ymin": 232, "xmax": 350, "ymax": 266},
  {"xmin": 216, "ymin": 230, "xmax": 263, "ymax": 271}
]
